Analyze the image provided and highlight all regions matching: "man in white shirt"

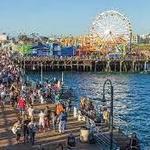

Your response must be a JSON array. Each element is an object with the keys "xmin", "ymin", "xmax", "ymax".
[
  {"xmin": 38, "ymin": 110, "xmax": 45, "ymax": 132},
  {"xmin": 27, "ymin": 105, "xmax": 34, "ymax": 120}
]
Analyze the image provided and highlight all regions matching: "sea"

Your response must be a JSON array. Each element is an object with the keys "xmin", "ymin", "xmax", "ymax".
[{"xmin": 26, "ymin": 71, "xmax": 150, "ymax": 149}]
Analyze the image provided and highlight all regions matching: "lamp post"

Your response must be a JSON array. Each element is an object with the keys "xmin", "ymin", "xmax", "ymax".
[
  {"xmin": 23, "ymin": 57, "xmax": 25, "ymax": 75},
  {"xmin": 102, "ymin": 79, "xmax": 114, "ymax": 150},
  {"xmin": 41, "ymin": 62, "xmax": 43, "ymax": 84},
  {"xmin": 61, "ymin": 71, "xmax": 64, "ymax": 84},
  {"xmin": 129, "ymin": 29, "xmax": 132, "ymax": 55}
]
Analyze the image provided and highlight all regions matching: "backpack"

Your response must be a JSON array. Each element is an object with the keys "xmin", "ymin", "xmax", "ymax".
[{"xmin": 68, "ymin": 136, "xmax": 76, "ymax": 147}]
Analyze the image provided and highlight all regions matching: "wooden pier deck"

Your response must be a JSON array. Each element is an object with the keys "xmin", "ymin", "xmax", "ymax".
[
  {"xmin": 0, "ymin": 103, "xmax": 100, "ymax": 150},
  {"xmin": 0, "ymin": 103, "xmax": 131, "ymax": 150},
  {"xmin": 18, "ymin": 57, "xmax": 150, "ymax": 72}
]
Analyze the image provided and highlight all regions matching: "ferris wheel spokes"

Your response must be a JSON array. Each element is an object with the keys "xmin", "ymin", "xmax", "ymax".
[{"xmin": 90, "ymin": 10, "xmax": 132, "ymax": 55}]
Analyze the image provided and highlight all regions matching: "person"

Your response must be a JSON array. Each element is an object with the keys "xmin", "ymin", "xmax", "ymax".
[
  {"xmin": 10, "ymin": 82, "xmax": 17, "ymax": 93},
  {"xmin": 40, "ymin": 94, "xmax": 44, "ymax": 104},
  {"xmin": 67, "ymin": 133, "xmax": 76, "ymax": 149},
  {"xmin": 23, "ymin": 118, "xmax": 30, "ymax": 143},
  {"xmin": 17, "ymin": 96, "xmax": 26, "ymax": 115},
  {"xmin": 58, "ymin": 110, "xmax": 67, "ymax": 133},
  {"xmin": 44, "ymin": 106, "xmax": 51, "ymax": 130},
  {"xmin": 99, "ymin": 107, "xmax": 104, "ymax": 123},
  {"xmin": 38, "ymin": 110, "xmax": 45, "ymax": 132},
  {"xmin": 63, "ymin": 109, "xmax": 68, "ymax": 130},
  {"xmin": 10, "ymin": 91, "xmax": 18, "ymax": 108},
  {"xmin": 80, "ymin": 97, "xmax": 85, "ymax": 110},
  {"xmin": 66, "ymin": 99, "xmax": 71, "ymax": 112},
  {"xmin": 55, "ymin": 102, "xmax": 64, "ymax": 116},
  {"xmin": 30, "ymin": 93, "xmax": 35, "ymax": 105},
  {"xmin": 126, "ymin": 133, "xmax": 140, "ymax": 150},
  {"xmin": 55, "ymin": 94, "xmax": 60, "ymax": 103},
  {"xmin": 0, "ymin": 96, "xmax": 4, "ymax": 109},
  {"xmin": 103, "ymin": 107, "xmax": 110, "ymax": 126},
  {"xmin": 56, "ymin": 80, "xmax": 61, "ymax": 91},
  {"xmin": 51, "ymin": 111, "xmax": 57, "ymax": 131},
  {"xmin": 28, "ymin": 119, "xmax": 37, "ymax": 145},
  {"xmin": 27, "ymin": 105, "xmax": 34, "ymax": 120},
  {"xmin": 12, "ymin": 120, "xmax": 22, "ymax": 144}
]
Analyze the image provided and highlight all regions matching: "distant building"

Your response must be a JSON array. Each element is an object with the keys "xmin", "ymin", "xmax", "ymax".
[
  {"xmin": 139, "ymin": 34, "xmax": 150, "ymax": 44},
  {"xmin": 132, "ymin": 34, "xmax": 140, "ymax": 44},
  {"xmin": 0, "ymin": 33, "xmax": 8, "ymax": 42}
]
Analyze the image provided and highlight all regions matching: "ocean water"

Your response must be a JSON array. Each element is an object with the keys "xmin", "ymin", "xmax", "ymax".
[{"xmin": 26, "ymin": 71, "xmax": 150, "ymax": 149}]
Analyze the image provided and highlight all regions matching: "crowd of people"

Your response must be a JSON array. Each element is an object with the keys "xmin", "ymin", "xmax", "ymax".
[
  {"xmin": 80, "ymin": 97, "xmax": 110, "ymax": 125},
  {"xmin": 11, "ymin": 102, "xmax": 69, "ymax": 145},
  {"xmin": 0, "ymin": 48, "xmax": 74, "ymax": 147},
  {"xmin": 0, "ymin": 47, "xmax": 140, "ymax": 149}
]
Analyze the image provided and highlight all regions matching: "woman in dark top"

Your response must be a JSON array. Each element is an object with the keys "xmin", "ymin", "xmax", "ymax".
[
  {"xmin": 44, "ymin": 106, "xmax": 51, "ymax": 130},
  {"xmin": 23, "ymin": 119, "xmax": 30, "ymax": 143}
]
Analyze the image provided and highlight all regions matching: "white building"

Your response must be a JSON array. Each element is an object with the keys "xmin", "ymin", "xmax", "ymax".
[
  {"xmin": 0, "ymin": 33, "xmax": 8, "ymax": 42},
  {"xmin": 132, "ymin": 34, "xmax": 140, "ymax": 44}
]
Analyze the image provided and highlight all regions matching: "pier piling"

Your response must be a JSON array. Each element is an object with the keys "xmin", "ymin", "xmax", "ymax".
[{"xmin": 20, "ymin": 57, "xmax": 150, "ymax": 73}]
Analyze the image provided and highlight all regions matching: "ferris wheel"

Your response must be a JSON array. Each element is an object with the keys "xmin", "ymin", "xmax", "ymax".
[{"xmin": 90, "ymin": 10, "xmax": 132, "ymax": 53}]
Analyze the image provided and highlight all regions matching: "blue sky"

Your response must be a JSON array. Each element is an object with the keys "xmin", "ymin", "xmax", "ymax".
[{"xmin": 0, "ymin": 0, "xmax": 149, "ymax": 35}]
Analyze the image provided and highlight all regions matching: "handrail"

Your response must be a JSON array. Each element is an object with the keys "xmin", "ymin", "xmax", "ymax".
[{"xmin": 79, "ymin": 109, "xmax": 120, "ymax": 149}]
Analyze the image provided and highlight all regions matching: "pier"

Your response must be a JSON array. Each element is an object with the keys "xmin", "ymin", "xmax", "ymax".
[
  {"xmin": 0, "ymin": 1, "xmax": 150, "ymax": 148},
  {"xmin": 18, "ymin": 57, "xmax": 150, "ymax": 72},
  {"xmin": 0, "ymin": 49, "xmax": 141, "ymax": 150},
  {"xmin": 0, "ymin": 103, "xmax": 131, "ymax": 150}
]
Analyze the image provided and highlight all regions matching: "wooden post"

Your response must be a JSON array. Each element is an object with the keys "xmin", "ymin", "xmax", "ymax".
[
  {"xmin": 106, "ymin": 61, "xmax": 111, "ymax": 72},
  {"xmin": 114, "ymin": 62, "xmax": 117, "ymax": 72},
  {"xmin": 83, "ymin": 65, "xmax": 86, "ymax": 72},
  {"xmin": 77, "ymin": 61, "xmax": 79, "ymax": 71},
  {"xmin": 120, "ymin": 61, "xmax": 122, "ymax": 72},
  {"xmin": 52, "ymin": 61, "xmax": 54, "ymax": 71},
  {"xmin": 94, "ymin": 61, "xmax": 97, "ymax": 72},
  {"xmin": 132, "ymin": 61, "xmax": 135, "ymax": 72},
  {"xmin": 71, "ymin": 61, "xmax": 73, "ymax": 71},
  {"xmin": 90, "ymin": 64, "xmax": 92, "ymax": 72},
  {"xmin": 134, "ymin": 62, "xmax": 137, "ymax": 72},
  {"xmin": 124, "ymin": 62, "xmax": 127, "ymax": 72}
]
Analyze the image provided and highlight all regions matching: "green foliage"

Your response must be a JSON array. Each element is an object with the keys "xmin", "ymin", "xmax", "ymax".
[{"xmin": 17, "ymin": 44, "xmax": 32, "ymax": 55}]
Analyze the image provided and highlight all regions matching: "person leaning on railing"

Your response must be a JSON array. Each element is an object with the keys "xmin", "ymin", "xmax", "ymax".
[
  {"xmin": 126, "ymin": 133, "xmax": 140, "ymax": 150},
  {"xmin": 102, "ymin": 107, "xmax": 110, "ymax": 126},
  {"xmin": 80, "ymin": 97, "xmax": 86, "ymax": 110}
]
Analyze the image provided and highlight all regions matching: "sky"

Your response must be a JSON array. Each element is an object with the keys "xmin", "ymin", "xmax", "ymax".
[{"xmin": 0, "ymin": 0, "xmax": 149, "ymax": 36}]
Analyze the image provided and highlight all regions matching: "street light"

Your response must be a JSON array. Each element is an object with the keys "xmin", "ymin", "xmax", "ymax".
[
  {"xmin": 23, "ymin": 57, "xmax": 25, "ymax": 75},
  {"xmin": 102, "ymin": 79, "xmax": 114, "ymax": 150},
  {"xmin": 129, "ymin": 30, "xmax": 132, "ymax": 53},
  {"xmin": 41, "ymin": 62, "xmax": 43, "ymax": 84}
]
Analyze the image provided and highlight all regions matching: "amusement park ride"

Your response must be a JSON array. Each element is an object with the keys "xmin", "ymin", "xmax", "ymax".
[
  {"xmin": 58, "ymin": 10, "xmax": 132, "ymax": 57},
  {"xmin": 16, "ymin": 10, "xmax": 150, "ymax": 59},
  {"xmin": 90, "ymin": 10, "xmax": 132, "ymax": 56},
  {"xmin": 16, "ymin": 10, "xmax": 149, "ymax": 73},
  {"xmin": 14, "ymin": 10, "xmax": 150, "ymax": 59}
]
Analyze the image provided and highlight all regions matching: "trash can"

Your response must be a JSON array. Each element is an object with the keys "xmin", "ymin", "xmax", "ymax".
[{"xmin": 80, "ymin": 126, "xmax": 89, "ymax": 143}]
